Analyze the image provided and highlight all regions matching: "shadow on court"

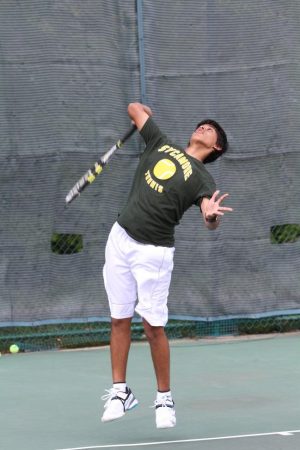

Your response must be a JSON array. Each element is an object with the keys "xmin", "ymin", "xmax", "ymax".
[{"xmin": 1, "ymin": 333, "xmax": 300, "ymax": 450}]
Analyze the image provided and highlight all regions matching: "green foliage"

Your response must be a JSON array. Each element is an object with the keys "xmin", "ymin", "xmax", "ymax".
[
  {"xmin": 1, "ymin": 316, "xmax": 300, "ymax": 353},
  {"xmin": 49, "ymin": 225, "xmax": 300, "ymax": 255},
  {"xmin": 270, "ymin": 224, "xmax": 300, "ymax": 244},
  {"xmin": 51, "ymin": 233, "xmax": 83, "ymax": 254}
]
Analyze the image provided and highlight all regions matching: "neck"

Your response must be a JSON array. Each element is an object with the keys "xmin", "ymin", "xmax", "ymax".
[{"xmin": 185, "ymin": 143, "xmax": 214, "ymax": 162}]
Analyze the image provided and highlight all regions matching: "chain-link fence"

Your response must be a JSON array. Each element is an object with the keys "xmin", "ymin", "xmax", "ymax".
[
  {"xmin": 51, "ymin": 233, "xmax": 83, "ymax": 255},
  {"xmin": 1, "ymin": 1, "xmax": 300, "ymax": 353},
  {"xmin": 270, "ymin": 225, "xmax": 300, "ymax": 244},
  {"xmin": 0, "ymin": 225, "xmax": 299, "ymax": 353},
  {"xmin": 1, "ymin": 315, "xmax": 300, "ymax": 353},
  {"xmin": 52, "ymin": 225, "xmax": 300, "ymax": 255}
]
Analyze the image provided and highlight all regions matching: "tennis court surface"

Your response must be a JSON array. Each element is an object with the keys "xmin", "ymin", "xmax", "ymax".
[{"xmin": 1, "ymin": 333, "xmax": 300, "ymax": 450}]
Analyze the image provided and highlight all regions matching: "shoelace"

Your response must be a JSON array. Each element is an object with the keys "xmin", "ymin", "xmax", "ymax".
[
  {"xmin": 151, "ymin": 395, "xmax": 174, "ymax": 408},
  {"xmin": 101, "ymin": 388, "xmax": 118, "ymax": 407}
]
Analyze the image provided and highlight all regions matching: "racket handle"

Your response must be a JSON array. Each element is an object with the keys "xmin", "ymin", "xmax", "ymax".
[
  {"xmin": 65, "ymin": 124, "xmax": 137, "ymax": 205},
  {"xmin": 65, "ymin": 163, "xmax": 103, "ymax": 204},
  {"xmin": 65, "ymin": 176, "xmax": 87, "ymax": 205},
  {"xmin": 119, "ymin": 124, "xmax": 137, "ymax": 144}
]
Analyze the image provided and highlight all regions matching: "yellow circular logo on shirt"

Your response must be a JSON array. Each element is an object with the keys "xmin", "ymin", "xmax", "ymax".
[{"xmin": 153, "ymin": 159, "xmax": 176, "ymax": 180}]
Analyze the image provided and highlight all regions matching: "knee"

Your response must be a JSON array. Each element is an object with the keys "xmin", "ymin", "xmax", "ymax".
[
  {"xmin": 143, "ymin": 320, "xmax": 165, "ymax": 342},
  {"xmin": 111, "ymin": 317, "xmax": 131, "ymax": 331}
]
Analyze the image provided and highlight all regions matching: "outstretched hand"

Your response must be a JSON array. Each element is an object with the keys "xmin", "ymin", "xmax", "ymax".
[{"xmin": 205, "ymin": 190, "xmax": 233, "ymax": 222}]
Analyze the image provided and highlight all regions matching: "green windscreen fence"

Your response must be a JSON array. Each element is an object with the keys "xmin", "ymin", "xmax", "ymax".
[
  {"xmin": 2, "ymin": 223, "xmax": 299, "ymax": 352},
  {"xmin": 0, "ymin": 1, "xmax": 300, "ymax": 352},
  {"xmin": 2, "ymin": 316, "xmax": 300, "ymax": 353}
]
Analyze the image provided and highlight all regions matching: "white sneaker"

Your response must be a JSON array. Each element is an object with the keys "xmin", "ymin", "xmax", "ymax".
[
  {"xmin": 101, "ymin": 387, "xmax": 138, "ymax": 423},
  {"xmin": 154, "ymin": 395, "xmax": 176, "ymax": 429}
]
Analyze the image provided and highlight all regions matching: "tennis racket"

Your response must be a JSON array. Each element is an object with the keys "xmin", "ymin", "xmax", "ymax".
[{"xmin": 65, "ymin": 124, "xmax": 137, "ymax": 204}]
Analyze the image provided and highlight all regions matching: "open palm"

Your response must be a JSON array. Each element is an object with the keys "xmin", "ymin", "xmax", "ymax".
[{"xmin": 205, "ymin": 190, "xmax": 233, "ymax": 221}]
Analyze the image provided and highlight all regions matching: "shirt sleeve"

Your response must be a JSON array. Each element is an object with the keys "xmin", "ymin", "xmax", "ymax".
[
  {"xmin": 193, "ymin": 174, "xmax": 216, "ymax": 207},
  {"xmin": 139, "ymin": 117, "xmax": 166, "ymax": 148}
]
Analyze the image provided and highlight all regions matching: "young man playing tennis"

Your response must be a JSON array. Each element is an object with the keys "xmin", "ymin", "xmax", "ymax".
[{"xmin": 101, "ymin": 103, "xmax": 233, "ymax": 428}]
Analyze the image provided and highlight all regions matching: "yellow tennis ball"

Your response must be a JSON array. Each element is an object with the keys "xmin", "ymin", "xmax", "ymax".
[
  {"xmin": 153, "ymin": 159, "xmax": 176, "ymax": 180},
  {"xmin": 10, "ymin": 344, "xmax": 19, "ymax": 354}
]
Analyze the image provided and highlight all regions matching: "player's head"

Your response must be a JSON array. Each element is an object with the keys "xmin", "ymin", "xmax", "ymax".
[{"xmin": 192, "ymin": 120, "xmax": 228, "ymax": 164}]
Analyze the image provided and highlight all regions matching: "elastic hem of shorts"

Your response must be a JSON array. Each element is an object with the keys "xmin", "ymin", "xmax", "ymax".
[
  {"xmin": 136, "ymin": 312, "xmax": 168, "ymax": 327},
  {"xmin": 110, "ymin": 314, "xmax": 134, "ymax": 320}
]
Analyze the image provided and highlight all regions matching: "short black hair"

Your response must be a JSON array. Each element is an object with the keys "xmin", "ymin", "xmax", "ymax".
[{"xmin": 196, "ymin": 119, "xmax": 228, "ymax": 164}]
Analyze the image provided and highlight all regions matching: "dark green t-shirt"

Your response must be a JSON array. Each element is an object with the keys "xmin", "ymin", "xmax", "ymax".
[{"xmin": 117, "ymin": 117, "xmax": 216, "ymax": 247}]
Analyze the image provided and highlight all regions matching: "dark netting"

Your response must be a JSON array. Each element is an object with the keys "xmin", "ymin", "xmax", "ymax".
[{"xmin": 0, "ymin": 1, "xmax": 300, "ymax": 351}]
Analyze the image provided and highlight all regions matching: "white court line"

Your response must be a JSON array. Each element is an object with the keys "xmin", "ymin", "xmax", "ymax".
[{"xmin": 55, "ymin": 429, "xmax": 300, "ymax": 450}]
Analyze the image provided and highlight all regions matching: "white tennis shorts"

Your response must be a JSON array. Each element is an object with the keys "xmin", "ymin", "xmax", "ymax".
[{"xmin": 103, "ymin": 222, "xmax": 174, "ymax": 326}]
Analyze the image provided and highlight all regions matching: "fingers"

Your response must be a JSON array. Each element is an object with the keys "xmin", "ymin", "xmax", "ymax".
[
  {"xmin": 210, "ymin": 191, "xmax": 233, "ymax": 216},
  {"xmin": 217, "ymin": 193, "xmax": 229, "ymax": 204},
  {"xmin": 210, "ymin": 190, "xmax": 220, "ymax": 203},
  {"xmin": 211, "ymin": 191, "xmax": 229, "ymax": 202},
  {"xmin": 219, "ymin": 206, "xmax": 233, "ymax": 212},
  {"xmin": 214, "ymin": 208, "xmax": 233, "ymax": 218}
]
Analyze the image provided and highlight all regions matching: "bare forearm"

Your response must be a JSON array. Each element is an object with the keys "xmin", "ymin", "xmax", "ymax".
[{"xmin": 127, "ymin": 103, "xmax": 153, "ymax": 130}]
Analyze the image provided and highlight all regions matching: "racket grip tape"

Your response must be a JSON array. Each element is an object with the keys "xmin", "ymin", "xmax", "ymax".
[
  {"xmin": 65, "ymin": 162, "xmax": 103, "ymax": 204},
  {"xmin": 119, "ymin": 124, "xmax": 137, "ymax": 145}
]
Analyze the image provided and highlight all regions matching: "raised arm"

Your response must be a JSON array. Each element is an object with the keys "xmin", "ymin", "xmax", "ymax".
[
  {"xmin": 127, "ymin": 102, "xmax": 153, "ymax": 131},
  {"xmin": 201, "ymin": 191, "xmax": 233, "ymax": 230}
]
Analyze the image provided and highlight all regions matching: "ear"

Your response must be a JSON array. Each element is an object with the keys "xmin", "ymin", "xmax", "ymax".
[{"xmin": 213, "ymin": 144, "xmax": 222, "ymax": 151}]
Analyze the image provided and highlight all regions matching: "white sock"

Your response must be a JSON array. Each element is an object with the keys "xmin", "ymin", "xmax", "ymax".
[
  {"xmin": 113, "ymin": 382, "xmax": 127, "ymax": 392},
  {"xmin": 157, "ymin": 390, "xmax": 172, "ymax": 401}
]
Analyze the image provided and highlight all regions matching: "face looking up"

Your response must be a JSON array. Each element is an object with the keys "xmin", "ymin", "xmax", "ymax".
[{"xmin": 191, "ymin": 124, "xmax": 221, "ymax": 151}]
